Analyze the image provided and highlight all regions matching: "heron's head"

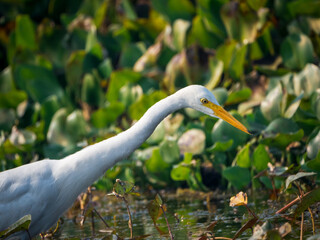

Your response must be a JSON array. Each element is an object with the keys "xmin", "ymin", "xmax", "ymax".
[{"xmin": 179, "ymin": 85, "xmax": 250, "ymax": 134}]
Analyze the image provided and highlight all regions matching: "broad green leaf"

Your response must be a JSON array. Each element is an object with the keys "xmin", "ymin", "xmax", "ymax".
[
  {"xmin": 229, "ymin": 44, "xmax": 247, "ymax": 80},
  {"xmin": 264, "ymin": 118, "xmax": 299, "ymax": 134},
  {"xmin": 236, "ymin": 144, "xmax": 251, "ymax": 168},
  {"xmin": 107, "ymin": 70, "xmax": 141, "ymax": 103},
  {"xmin": 151, "ymin": 0, "xmax": 195, "ymax": 23},
  {"xmin": 222, "ymin": 166, "xmax": 251, "ymax": 189},
  {"xmin": 146, "ymin": 148, "xmax": 170, "ymax": 173},
  {"xmin": 155, "ymin": 193, "xmax": 163, "ymax": 206},
  {"xmin": 260, "ymin": 84, "xmax": 282, "ymax": 121},
  {"xmin": 119, "ymin": 42, "xmax": 145, "ymax": 68},
  {"xmin": 91, "ymin": 102, "xmax": 125, "ymax": 128},
  {"xmin": 261, "ymin": 129, "xmax": 304, "ymax": 149},
  {"xmin": 65, "ymin": 110, "xmax": 88, "ymax": 142},
  {"xmin": 171, "ymin": 165, "xmax": 191, "ymax": 181},
  {"xmin": 129, "ymin": 91, "xmax": 167, "ymax": 120},
  {"xmin": 0, "ymin": 109, "xmax": 15, "ymax": 131},
  {"xmin": 15, "ymin": 15, "xmax": 36, "ymax": 50},
  {"xmin": 0, "ymin": 67, "xmax": 14, "ymax": 92},
  {"xmin": 0, "ymin": 90, "xmax": 27, "ymax": 108},
  {"xmin": 160, "ymin": 139, "xmax": 180, "ymax": 164},
  {"xmin": 81, "ymin": 73, "xmax": 103, "ymax": 107},
  {"xmin": 306, "ymin": 153, "xmax": 320, "ymax": 172},
  {"xmin": 211, "ymin": 88, "xmax": 228, "ymax": 105},
  {"xmin": 0, "ymin": 214, "xmax": 31, "ymax": 238},
  {"xmin": 147, "ymin": 121, "xmax": 166, "ymax": 145},
  {"xmin": 293, "ymin": 64, "xmax": 320, "ymax": 98},
  {"xmin": 307, "ymin": 129, "xmax": 320, "ymax": 159},
  {"xmin": 119, "ymin": 84, "xmax": 143, "ymax": 108},
  {"xmin": 294, "ymin": 188, "xmax": 320, "ymax": 219},
  {"xmin": 216, "ymin": 41, "xmax": 237, "ymax": 72},
  {"xmin": 98, "ymin": 58, "xmax": 113, "ymax": 79},
  {"xmin": 253, "ymin": 144, "xmax": 270, "ymax": 171},
  {"xmin": 173, "ymin": 19, "xmax": 191, "ymax": 51},
  {"xmin": 9, "ymin": 129, "xmax": 36, "ymax": 146},
  {"xmin": 280, "ymin": 33, "xmax": 314, "ymax": 70},
  {"xmin": 14, "ymin": 65, "xmax": 65, "ymax": 104},
  {"xmin": 226, "ymin": 87, "xmax": 252, "ymax": 105},
  {"xmin": 205, "ymin": 58, "xmax": 224, "ymax": 90},
  {"xmin": 147, "ymin": 199, "xmax": 162, "ymax": 224},
  {"xmin": 284, "ymin": 92, "xmax": 303, "ymax": 118},
  {"xmin": 207, "ymin": 139, "xmax": 233, "ymax": 153},
  {"xmin": 287, "ymin": 0, "xmax": 320, "ymax": 18},
  {"xmin": 285, "ymin": 172, "xmax": 316, "ymax": 189}
]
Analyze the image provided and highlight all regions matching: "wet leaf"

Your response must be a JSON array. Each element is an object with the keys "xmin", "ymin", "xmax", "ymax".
[
  {"xmin": 294, "ymin": 188, "xmax": 320, "ymax": 219},
  {"xmin": 0, "ymin": 215, "xmax": 31, "ymax": 238},
  {"xmin": 230, "ymin": 191, "xmax": 248, "ymax": 207},
  {"xmin": 233, "ymin": 217, "xmax": 258, "ymax": 239},
  {"xmin": 285, "ymin": 172, "xmax": 316, "ymax": 189}
]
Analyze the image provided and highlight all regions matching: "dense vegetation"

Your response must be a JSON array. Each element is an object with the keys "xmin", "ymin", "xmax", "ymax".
[{"xmin": 0, "ymin": 0, "xmax": 319, "ymax": 195}]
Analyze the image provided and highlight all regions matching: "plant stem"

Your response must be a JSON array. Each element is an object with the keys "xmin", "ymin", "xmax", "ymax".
[
  {"xmin": 160, "ymin": 205, "xmax": 174, "ymax": 240},
  {"xmin": 300, "ymin": 212, "xmax": 304, "ymax": 240},
  {"xmin": 122, "ymin": 196, "xmax": 133, "ymax": 239},
  {"xmin": 244, "ymin": 204, "xmax": 257, "ymax": 219}
]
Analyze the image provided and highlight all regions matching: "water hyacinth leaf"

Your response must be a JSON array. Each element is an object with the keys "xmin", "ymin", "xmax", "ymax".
[
  {"xmin": 91, "ymin": 102, "xmax": 125, "ymax": 128},
  {"xmin": 129, "ymin": 91, "xmax": 167, "ymax": 120},
  {"xmin": 222, "ymin": 166, "xmax": 251, "ymax": 189},
  {"xmin": 211, "ymin": 112, "xmax": 249, "ymax": 150},
  {"xmin": 119, "ymin": 42, "xmax": 145, "ymax": 68},
  {"xmin": 15, "ymin": 15, "xmax": 36, "ymax": 50},
  {"xmin": 0, "ymin": 109, "xmax": 16, "ymax": 131},
  {"xmin": 262, "ymin": 129, "xmax": 304, "ymax": 149},
  {"xmin": 285, "ymin": 172, "xmax": 316, "ymax": 189},
  {"xmin": 253, "ymin": 144, "xmax": 270, "ymax": 171},
  {"xmin": 284, "ymin": 92, "xmax": 303, "ymax": 118},
  {"xmin": 107, "ymin": 70, "xmax": 141, "ymax": 103},
  {"xmin": 306, "ymin": 153, "xmax": 320, "ymax": 172},
  {"xmin": 226, "ymin": 87, "xmax": 252, "ymax": 105},
  {"xmin": 207, "ymin": 139, "xmax": 233, "ymax": 153},
  {"xmin": 293, "ymin": 64, "xmax": 320, "ymax": 98},
  {"xmin": 98, "ymin": 58, "xmax": 113, "ymax": 79},
  {"xmin": 264, "ymin": 118, "xmax": 299, "ymax": 134},
  {"xmin": 287, "ymin": 0, "xmax": 320, "ymax": 18},
  {"xmin": 14, "ymin": 65, "xmax": 65, "ymax": 104},
  {"xmin": 171, "ymin": 164, "xmax": 191, "ymax": 181},
  {"xmin": 206, "ymin": 58, "xmax": 224, "ymax": 90},
  {"xmin": 150, "ymin": 0, "xmax": 195, "ymax": 23},
  {"xmin": 236, "ymin": 144, "xmax": 251, "ymax": 168},
  {"xmin": 147, "ymin": 121, "xmax": 166, "ymax": 145},
  {"xmin": 216, "ymin": 40, "xmax": 237, "ymax": 71},
  {"xmin": 229, "ymin": 44, "xmax": 247, "ymax": 80},
  {"xmin": 81, "ymin": 73, "xmax": 103, "ymax": 107},
  {"xmin": 280, "ymin": 33, "xmax": 314, "ymax": 70},
  {"xmin": 9, "ymin": 129, "xmax": 36, "ymax": 146},
  {"xmin": 173, "ymin": 19, "xmax": 191, "ymax": 51},
  {"xmin": 146, "ymin": 148, "xmax": 170, "ymax": 173},
  {"xmin": 211, "ymin": 88, "xmax": 228, "ymax": 105},
  {"xmin": 119, "ymin": 84, "xmax": 143, "ymax": 108},
  {"xmin": 307, "ymin": 129, "xmax": 320, "ymax": 159},
  {"xmin": 159, "ymin": 139, "xmax": 180, "ymax": 164},
  {"xmin": 0, "ymin": 90, "xmax": 27, "ymax": 109},
  {"xmin": 0, "ymin": 214, "xmax": 31, "ymax": 238},
  {"xmin": 178, "ymin": 129, "xmax": 206, "ymax": 154},
  {"xmin": 294, "ymin": 188, "xmax": 320, "ymax": 219},
  {"xmin": 312, "ymin": 90, "xmax": 320, "ymax": 120},
  {"xmin": 65, "ymin": 110, "xmax": 88, "ymax": 141},
  {"xmin": 260, "ymin": 84, "xmax": 283, "ymax": 121},
  {"xmin": 190, "ymin": 16, "xmax": 222, "ymax": 49}
]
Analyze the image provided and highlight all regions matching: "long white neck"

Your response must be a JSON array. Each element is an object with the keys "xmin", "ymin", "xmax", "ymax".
[{"xmin": 55, "ymin": 92, "xmax": 187, "ymax": 193}]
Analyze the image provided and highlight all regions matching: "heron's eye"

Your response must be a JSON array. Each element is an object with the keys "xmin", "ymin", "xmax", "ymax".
[{"xmin": 200, "ymin": 98, "xmax": 209, "ymax": 104}]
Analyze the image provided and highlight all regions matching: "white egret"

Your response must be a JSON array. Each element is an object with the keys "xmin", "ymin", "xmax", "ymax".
[{"xmin": 0, "ymin": 85, "xmax": 250, "ymax": 239}]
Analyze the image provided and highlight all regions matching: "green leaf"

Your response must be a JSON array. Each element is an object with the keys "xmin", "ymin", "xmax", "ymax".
[
  {"xmin": 306, "ymin": 153, "xmax": 320, "ymax": 172},
  {"xmin": 284, "ymin": 92, "xmax": 303, "ymax": 118},
  {"xmin": 253, "ymin": 144, "xmax": 270, "ymax": 171},
  {"xmin": 307, "ymin": 129, "xmax": 320, "ymax": 159},
  {"xmin": 14, "ymin": 65, "xmax": 65, "ymax": 104},
  {"xmin": 81, "ymin": 73, "xmax": 103, "ymax": 107},
  {"xmin": 222, "ymin": 166, "xmax": 251, "ymax": 189},
  {"xmin": 0, "ymin": 215, "xmax": 31, "ymax": 238},
  {"xmin": 15, "ymin": 15, "xmax": 36, "ymax": 50},
  {"xmin": 155, "ymin": 193, "xmax": 163, "ymax": 206},
  {"xmin": 260, "ymin": 84, "xmax": 283, "ymax": 121},
  {"xmin": 146, "ymin": 148, "xmax": 170, "ymax": 173},
  {"xmin": 236, "ymin": 144, "xmax": 251, "ymax": 168},
  {"xmin": 229, "ymin": 44, "xmax": 247, "ymax": 80},
  {"xmin": 294, "ymin": 188, "xmax": 320, "ymax": 219},
  {"xmin": 293, "ymin": 64, "xmax": 320, "ymax": 98},
  {"xmin": 206, "ymin": 58, "xmax": 224, "ymax": 90},
  {"xmin": 147, "ymin": 199, "xmax": 161, "ymax": 224},
  {"xmin": 0, "ymin": 90, "xmax": 27, "ymax": 108},
  {"xmin": 207, "ymin": 139, "xmax": 233, "ymax": 153},
  {"xmin": 178, "ymin": 129, "xmax": 206, "ymax": 154},
  {"xmin": 160, "ymin": 139, "xmax": 180, "ymax": 164},
  {"xmin": 226, "ymin": 87, "xmax": 252, "ymax": 105},
  {"xmin": 280, "ymin": 33, "xmax": 314, "ymax": 70},
  {"xmin": 285, "ymin": 172, "xmax": 316, "ymax": 189},
  {"xmin": 173, "ymin": 19, "xmax": 191, "ymax": 51},
  {"xmin": 91, "ymin": 102, "xmax": 125, "ymax": 128},
  {"xmin": 261, "ymin": 129, "xmax": 304, "ymax": 149},
  {"xmin": 65, "ymin": 110, "xmax": 88, "ymax": 142},
  {"xmin": 107, "ymin": 70, "xmax": 141, "ymax": 103},
  {"xmin": 211, "ymin": 88, "xmax": 228, "ymax": 105},
  {"xmin": 171, "ymin": 164, "xmax": 191, "ymax": 181}
]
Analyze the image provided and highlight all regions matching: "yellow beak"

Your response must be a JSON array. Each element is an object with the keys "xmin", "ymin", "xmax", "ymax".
[{"xmin": 207, "ymin": 102, "xmax": 251, "ymax": 135}]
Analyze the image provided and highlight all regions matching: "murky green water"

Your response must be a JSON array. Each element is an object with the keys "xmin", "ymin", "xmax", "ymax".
[{"xmin": 52, "ymin": 190, "xmax": 318, "ymax": 239}]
